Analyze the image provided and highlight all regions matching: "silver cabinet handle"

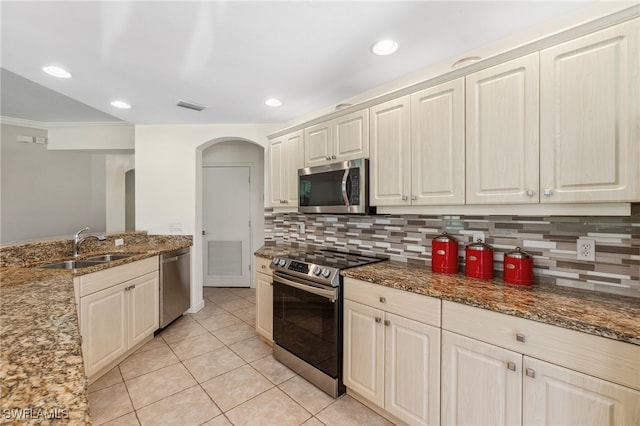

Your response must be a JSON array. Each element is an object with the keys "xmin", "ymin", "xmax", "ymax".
[
  {"xmin": 379, "ymin": 297, "xmax": 386, "ymax": 303},
  {"xmin": 543, "ymin": 189, "xmax": 553, "ymax": 196},
  {"xmin": 261, "ymin": 265, "xmax": 266, "ymax": 270},
  {"xmin": 411, "ymin": 195, "xmax": 417, "ymax": 200},
  {"xmin": 326, "ymin": 156, "xmax": 331, "ymax": 160},
  {"xmin": 384, "ymin": 320, "xmax": 390, "ymax": 326},
  {"xmin": 375, "ymin": 317, "xmax": 382, "ymax": 323},
  {"xmin": 516, "ymin": 333, "xmax": 526, "ymax": 343},
  {"xmin": 401, "ymin": 195, "xmax": 408, "ymax": 201},
  {"xmin": 525, "ymin": 368, "xmax": 536, "ymax": 378},
  {"xmin": 507, "ymin": 362, "xmax": 516, "ymax": 371},
  {"xmin": 332, "ymin": 155, "xmax": 336, "ymax": 159},
  {"xmin": 526, "ymin": 190, "xmax": 536, "ymax": 197}
]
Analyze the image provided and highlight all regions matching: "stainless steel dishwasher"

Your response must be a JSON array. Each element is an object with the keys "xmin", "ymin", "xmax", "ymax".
[{"xmin": 159, "ymin": 247, "xmax": 191, "ymax": 329}]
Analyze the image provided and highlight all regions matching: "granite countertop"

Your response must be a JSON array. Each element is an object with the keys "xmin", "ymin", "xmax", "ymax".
[
  {"xmin": 0, "ymin": 234, "xmax": 192, "ymax": 425},
  {"xmin": 255, "ymin": 244, "xmax": 640, "ymax": 346}
]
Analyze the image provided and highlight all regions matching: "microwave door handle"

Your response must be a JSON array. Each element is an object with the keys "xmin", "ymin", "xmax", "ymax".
[{"xmin": 341, "ymin": 169, "xmax": 350, "ymax": 205}]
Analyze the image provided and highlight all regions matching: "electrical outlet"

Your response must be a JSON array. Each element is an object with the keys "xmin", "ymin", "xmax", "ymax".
[
  {"xmin": 115, "ymin": 238, "xmax": 124, "ymax": 247},
  {"xmin": 577, "ymin": 238, "xmax": 596, "ymax": 261},
  {"xmin": 472, "ymin": 232, "xmax": 485, "ymax": 243}
]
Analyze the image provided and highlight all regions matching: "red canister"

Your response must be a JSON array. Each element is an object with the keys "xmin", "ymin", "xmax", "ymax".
[
  {"xmin": 431, "ymin": 232, "xmax": 459, "ymax": 274},
  {"xmin": 503, "ymin": 247, "xmax": 534, "ymax": 286},
  {"xmin": 465, "ymin": 240, "xmax": 494, "ymax": 279}
]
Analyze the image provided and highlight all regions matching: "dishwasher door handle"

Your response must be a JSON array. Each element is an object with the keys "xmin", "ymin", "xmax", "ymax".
[{"xmin": 162, "ymin": 254, "xmax": 188, "ymax": 264}]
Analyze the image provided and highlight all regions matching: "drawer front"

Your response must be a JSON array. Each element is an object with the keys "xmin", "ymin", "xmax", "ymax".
[
  {"xmin": 255, "ymin": 256, "xmax": 273, "ymax": 276},
  {"xmin": 344, "ymin": 277, "xmax": 441, "ymax": 327},
  {"xmin": 79, "ymin": 256, "xmax": 159, "ymax": 297},
  {"xmin": 442, "ymin": 301, "xmax": 640, "ymax": 390}
]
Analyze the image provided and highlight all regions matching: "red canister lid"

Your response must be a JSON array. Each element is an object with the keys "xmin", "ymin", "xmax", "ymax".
[
  {"xmin": 467, "ymin": 240, "xmax": 493, "ymax": 251},
  {"xmin": 433, "ymin": 231, "xmax": 457, "ymax": 242},
  {"xmin": 505, "ymin": 247, "xmax": 532, "ymax": 259}
]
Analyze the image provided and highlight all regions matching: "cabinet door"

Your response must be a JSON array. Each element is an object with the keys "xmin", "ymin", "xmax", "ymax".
[
  {"xmin": 343, "ymin": 299, "xmax": 385, "ymax": 407},
  {"xmin": 255, "ymin": 272, "xmax": 273, "ymax": 340},
  {"xmin": 304, "ymin": 122, "xmax": 332, "ymax": 167},
  {"xmin": 385, "ymin": 312, "xmax": 440, "ymax": 426},
  {"xmin": 411, "ymin": 78, "xmax": 465, "ymax": 205},
  {"xmin": 369, "ymin": 96, "xmax": 412, "ymax": 206},
  {"xmin": 441, "ymin": 331, "xmax": 522, "ymax": 426},
  {"xmin": 523, "ymin": 357, "xmax": 640, "ymax": 426},
  {"xmin": 334, "ymin": 109, "xmax": 369, "ymax": 161},
  {"xmin": 81, "ymin": 283, "xmax": 128, "ymax": 377},
  {"xmin": 540, "ymin": 19, "xmax": 639, "ymax": 203},
  {"xmin": 128, "ymin": 272, "xmax": 159, "ymax": 348},
  {"xmin": 284, "ymin": 130, "xmax": 304, "ymax": 205},
  {"xmin": 466, "ymin": 53, "xmax": 539, "ymax": 204},
  {"xmin": 269, "ymin": 137, "xmax": 285, "ymax": 206}
]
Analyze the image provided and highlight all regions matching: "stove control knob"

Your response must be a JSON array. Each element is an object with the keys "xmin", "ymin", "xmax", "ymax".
[
  {"xmin": 271, "ymin": 258, "xmax": 279, "ymax": 266},
  {"xmin": 277, "ymin": 258, "xmax": 286, "ymax": 267},
  {"xmin": 313, "ymin": 266, "xmax": 322, "ymax": 276},
  {"xmin": 321, "ymin": 268, "xmax": 331, "ymax": 278}
]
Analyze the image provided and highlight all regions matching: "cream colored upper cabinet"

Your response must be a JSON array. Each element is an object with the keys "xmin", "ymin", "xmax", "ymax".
[
  {"xmin": 466, "ymin": 53, "xmax": 540, "ymax": 204},
  {"xmin": 370, "ymin": 96, "xmax": 412, "ymax": 206},
  {"xmin": 304, "ymin": 109, "xmax": 369, "ymax": 167},
  {"xmin": 411, "ymin": 78, "xmax": 465, "ymax": 205},
  {"xmin": 523, "ymin": 357, "xmax": 640, "ymax": 426},
  {"xmin": 270, "ymin": 130, "xmax": 303, "ymax": 207},
  {"xmin": 540, "ymin": 19, "xmax": 639, "ymax": 203}
]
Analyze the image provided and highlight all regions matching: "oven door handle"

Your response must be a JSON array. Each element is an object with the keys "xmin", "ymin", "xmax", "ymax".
[
  {"xmin": 341, "ymin": 169, "xmax": 350, "ymax": 206},
  {"xmin": 273, "ymin": 274, "xmax": 338, "ymax": 302}
]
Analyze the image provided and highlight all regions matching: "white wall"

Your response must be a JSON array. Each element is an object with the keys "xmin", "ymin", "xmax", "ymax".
[
  {"xmin": 105, "ymin": 154, "xmax": 135, "ymax": 232},
  {"xmin": 135, "ymin": 123, "xmax": 280, "ymax": 312},
  {"xmin": 48, "ymin": 122, "xmax": 135, "ymax": 150},
  {"xmin": 0, "ymin": 123, "xmax": 107, "ymax": 243}
]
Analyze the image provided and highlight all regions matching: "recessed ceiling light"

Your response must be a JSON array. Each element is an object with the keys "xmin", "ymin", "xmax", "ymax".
[
  {"xmin": 371, "ymin": 39, "xmax": 398, "ymax": 56},
  {"xmin": 110, "ymin": 100, "xmax": 131, "ymax": 109},
  {"xmin": 42, "ymin": 65, "xmax": 72, "ymax": 78},
  {"xmin": 265, "ymin": 98, "xmax": 283, "ymax": 107}
]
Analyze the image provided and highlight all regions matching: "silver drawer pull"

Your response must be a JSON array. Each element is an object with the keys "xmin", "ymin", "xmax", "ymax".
[
  {"xmin": 384, "ymin": 320, "xmax": 390, "ymax": 326},
  {"xmin": 516, "ymin": 333, "xmax": 526, "ymax": 343},
  {"xmin": 375, "ymin": 317, "xmax": 382, "ymax": 323},
  {"xmin": 525, "ymin": 368, "xmax": 536, "ymax": 378},
  {"xmin": 507, "ymin": 362, "xmax": 516, "ymax": 371},
  {"xmin": 379, "ymin": 297, "xmax": 386, "ymax": 303}
]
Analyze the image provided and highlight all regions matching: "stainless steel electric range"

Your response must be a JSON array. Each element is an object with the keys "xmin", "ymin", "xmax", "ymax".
[{"xmin": 270, "ymin": 249, "xmax": 385, "ymax": 398}]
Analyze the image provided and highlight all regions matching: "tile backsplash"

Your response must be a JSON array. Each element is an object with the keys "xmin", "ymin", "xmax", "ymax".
[{"xmin": 264, "ymin": 206, "xmax": 640, "ymax": 298}]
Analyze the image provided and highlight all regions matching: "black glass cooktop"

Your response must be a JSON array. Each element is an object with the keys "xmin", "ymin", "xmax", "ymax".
[{"xmin": 285, "ymin": 249, "xmax": 385, "ymax": 270}]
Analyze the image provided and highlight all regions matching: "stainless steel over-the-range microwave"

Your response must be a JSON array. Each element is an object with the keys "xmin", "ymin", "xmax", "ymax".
[{"xmin": 298, "ymin": 158, "xmax": 370, "ymax": 214}]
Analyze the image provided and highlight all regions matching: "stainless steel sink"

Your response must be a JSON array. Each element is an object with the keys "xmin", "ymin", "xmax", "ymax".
[
  {"xmin": 85, "ymin": 253, "xmax": 136, "ymax": 262},
  {"xmin": 38, "ymin": 260, "xmax": 105, "ymax": 269}
]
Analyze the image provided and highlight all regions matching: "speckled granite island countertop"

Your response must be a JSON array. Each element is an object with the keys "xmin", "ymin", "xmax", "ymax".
[
  {"xmin": 0, "ymin": 233, "xmax": 192, "ymax": 425},
  {"xmin": 255, "ymin": 244, "xmax": 640, "ymax": 346}
]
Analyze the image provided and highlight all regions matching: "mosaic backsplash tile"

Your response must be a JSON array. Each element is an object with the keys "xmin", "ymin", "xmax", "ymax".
[{"xmin": 264, "ymin": 205, "xmax": 640, "ymax": 298}]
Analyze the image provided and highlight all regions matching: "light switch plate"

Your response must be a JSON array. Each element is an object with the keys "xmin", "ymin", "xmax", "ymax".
[{"xmin": 115, "ymin": 238, "xmax": 124, "ymax": 246}]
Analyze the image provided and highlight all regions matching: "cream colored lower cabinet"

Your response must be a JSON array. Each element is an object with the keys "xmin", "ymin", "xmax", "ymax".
[
  {"xmin": 77, "ymin": 257, "xmax": 159, "ymax": 381},
  {"xmin": 254, "ymin": 256, "xmax": 273, "ymax": 341},
  {"xmin": 442, "ymin": 301, "xmax": 640, "ymax": 426},
  {"xmin": 343, "ymin": 278, "xmax": 440, "ymax": 425}
]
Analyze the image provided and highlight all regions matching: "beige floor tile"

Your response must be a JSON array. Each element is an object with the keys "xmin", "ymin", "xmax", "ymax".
[
  {"xmin": 200, "ymin": 364, "xmax": 273, "ymax": 412},
  {"xmin": 229, "ymin": 306, "xmax": 256, "ymax": 322},
  {"xmin": 118, "ymin": 345, "xmax": 179, "ymax": 380},
  {"xmin": 316, "ymin": 395, "xmax": 394, "ymax": 426},
  {"xmin": 136, "ymin": 385, "xmax": 221, "ymax": 426},
  {"xmin": 133, "ymin": 336, "xmax": 167, "ymax": 355},
  {"xmin": 279, "ymin": 375, "xmax": 335, "ymax": 415},
  {"xmin": 227, "ymin": 287, "xmax": 254, "ymax": 296},
  {"xmin": 189, "ymin": 303, "xmax": 228, "ymax": 320},
  {"xmin": 89, "ymin": 366, "xmax": 122, "ymax": 393},
  {"xmin": 301, "ymin": 417, "xmax": 326, "ymax": 426},
  {"xmin": 203, "ymin": 286, "xmax": 233, "ymax": 296},
  {"xmin": 241, "ymin": 294, "xmax": 256, "ymax": 304},
  {"xmin": 183, "ymin": 346, "xmax": 246, "ymax": 383},
  {"xmin": 206, "ymin": 292, "xmax": 241, "ymax": 305},
  {"xmin": 250, "ymin": 355, "xmax": 296, "ymax": 385},
  {"xmin": 166, "ymin": 332, "xmax": 225, "ymax": 361},
  {"xmin": 225, "ymin": 387, "xmax": 311, "ymax": 426},
  {"xmin": 217, "ymin": 297, "xmax": 254, "ymax": 311},
  {"xmin": 101, "ymin": 412, "xmax": 140, "ymax": 425},
  {"xmin": 159, "ymin": 316, "xmax": 208, "ymax": 344},
  {"xmin": 125, "ymin": 363, "xmax": 197, "ymax": 409},
  {"xmin": 200, "ymin": 414, "xmax": 233, "ymax": 426},
  {"xmin": 212, "ymin": 322, "xmax": 258, "ymax": 346},
  {"xmin": 196, "ymin": 312, "xmax": 243, "ymax": 332},
  {"xmin": 229, "ymin": 336, "xmax": 272, "ymax": 363},
  {"xmin": 88, "ymin": 383, "xmax": 134, "ymax": 426}
]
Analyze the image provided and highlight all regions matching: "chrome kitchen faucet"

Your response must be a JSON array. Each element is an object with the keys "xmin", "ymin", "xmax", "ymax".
[{"xmin": 72, "ymin": 227, "xmax": 106, "ymax": 257}]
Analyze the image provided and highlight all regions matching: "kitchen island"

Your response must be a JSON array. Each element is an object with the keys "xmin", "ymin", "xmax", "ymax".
[{"xmin": 0, "ymin": 233, "xmax": 191, "ymax": 425}]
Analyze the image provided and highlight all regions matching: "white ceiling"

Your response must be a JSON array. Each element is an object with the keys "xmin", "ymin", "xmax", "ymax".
[{"xmin": 0, "ymin": 1, "xmax": 611, "ymax": 125}]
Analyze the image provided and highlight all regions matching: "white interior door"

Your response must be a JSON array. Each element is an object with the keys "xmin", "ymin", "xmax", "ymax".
[{"xmin": 203, "ymin": 166, "xmax": 251, "ymax": 287}]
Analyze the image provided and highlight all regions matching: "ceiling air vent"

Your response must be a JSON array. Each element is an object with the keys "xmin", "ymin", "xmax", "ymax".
[{"xmin": 177, "ymin": 100, "xmax": 207, "ymax": 111}]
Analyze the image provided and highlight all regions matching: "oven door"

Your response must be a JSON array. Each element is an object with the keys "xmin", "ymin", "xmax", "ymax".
[{"xmin": 272, "ymin": 272, "xmax": 341, "ymax": 379}]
